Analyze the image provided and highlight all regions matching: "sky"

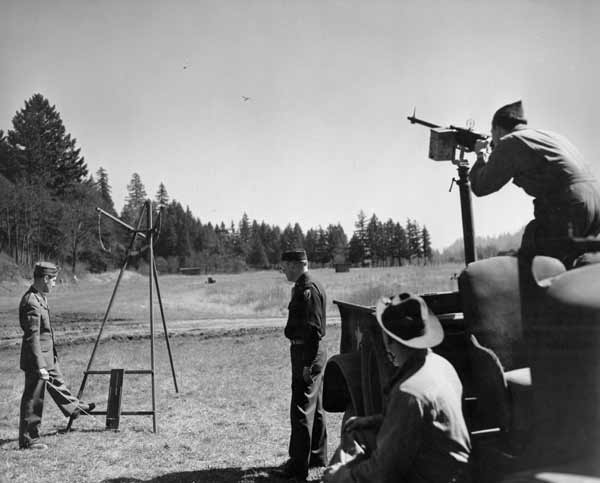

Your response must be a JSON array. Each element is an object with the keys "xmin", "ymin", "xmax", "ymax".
[{"xmin": 2, "ymin": 0, "xmax": 600, "ymax": 250}]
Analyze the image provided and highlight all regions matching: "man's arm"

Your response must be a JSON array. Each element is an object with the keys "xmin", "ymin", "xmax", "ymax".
[
  {"xmin": 302, "ymin": 284, "xmax": 324, "ymax": 375},
  {"xmin": 21, "ymin": 297, "xmax": 47, "ymax": 373},
  {"xmin": 349, "ymin": 392, "xmax": 424, "ymax": 483},
  {"xmin": 469, "ymin": 136, "xmax": 522, "ymax": 196}
]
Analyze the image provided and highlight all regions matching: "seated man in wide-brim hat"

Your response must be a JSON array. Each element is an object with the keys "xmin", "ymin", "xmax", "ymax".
[{"xmin": 323, "ymin": 294, "xmax": 471, "ymax": 483}]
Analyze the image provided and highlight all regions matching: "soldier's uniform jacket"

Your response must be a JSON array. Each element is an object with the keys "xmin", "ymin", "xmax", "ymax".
[
  {"xmin": 284, "ymin": 272, "xmax": 326, "ymax": 368},
  {"xmin": 19, "ymin": 286, "xmax": 57, "ymax": 372},
  {"xmin": 469, "ymin": 126, "xmax": 600, "ymax": 240}
]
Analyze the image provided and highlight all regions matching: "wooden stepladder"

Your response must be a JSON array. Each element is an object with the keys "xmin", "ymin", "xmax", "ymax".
[{"xmin": 67, "ymin": 200, "xmax": 179, "ymax": 433}]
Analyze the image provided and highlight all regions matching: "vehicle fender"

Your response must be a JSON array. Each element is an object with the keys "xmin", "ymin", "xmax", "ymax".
[{"xmin": 323, "ymin": 352, "xmax": 364, "ymax": 415}]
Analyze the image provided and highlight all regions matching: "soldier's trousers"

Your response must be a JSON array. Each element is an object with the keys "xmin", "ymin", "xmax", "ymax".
[
  {"xmin": 288, "ymin": 344, "xmax": 328, "ymax": 476},
  {"xmin": 19, "ymin": 363, "xmax": 81, "ymax": 447}
]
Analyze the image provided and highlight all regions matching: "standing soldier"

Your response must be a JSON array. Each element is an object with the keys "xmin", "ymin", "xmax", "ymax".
[
  {"xmin": 19, "ymin": 262, "xmax": 95, "ymax": 450},
  {"xmin": 275, "ymin": 249, "xmax": 328, "ymax": 480},
  {"xmin": 470, "ymin": 100, "xmax": 600, "ymax": 266}
]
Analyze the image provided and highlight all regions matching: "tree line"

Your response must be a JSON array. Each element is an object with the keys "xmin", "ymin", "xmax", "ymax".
[{"xmin": 0, "ymin": 93, "xmax": 437, "ymax": 275}]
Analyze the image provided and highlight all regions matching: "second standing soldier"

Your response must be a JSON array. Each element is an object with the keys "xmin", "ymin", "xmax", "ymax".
[{"xmin": 276, "ymin": 249, "xmax": 328, "ymax": 480}]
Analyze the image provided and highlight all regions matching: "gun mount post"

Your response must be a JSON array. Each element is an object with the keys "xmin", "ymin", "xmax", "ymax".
[
  {"xmin": 408, "ymin": 111, "xmax": 480, "ymax": 266},
  {"xmin": 455, "ymin": 149, "xmax": 476, "ymax": 265}
]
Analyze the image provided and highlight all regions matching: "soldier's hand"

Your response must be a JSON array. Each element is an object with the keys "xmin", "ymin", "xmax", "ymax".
[
  {"xmin": 474, "ymin": 138, "xmax": 490, "ymax": 156},
  {"xmin": 323, "ymin": 464, "xmax": 350, "ymax": 482},
  {"xmin": 343, "ymin": 416, "xmax": 371, "ymax": 433},
  {"xmin": 39, "ymin": 368, "xmax": 49, "ymax": 380},
  {"xmin": 302, "ymin": 366, "xmax": 312, "ymax": 384}
]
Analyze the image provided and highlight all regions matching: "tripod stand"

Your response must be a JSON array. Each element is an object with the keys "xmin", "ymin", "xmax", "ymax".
[{"xmin": 67, "ymin": 200, "xmax": 179, "ymax": 433}]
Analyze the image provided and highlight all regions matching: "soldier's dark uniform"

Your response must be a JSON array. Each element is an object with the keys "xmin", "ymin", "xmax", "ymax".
[
  {"xmin": 19, "ymin": 262, "xmax": 90, "ymax": 449},
  {"xmin": 283, "ymin": 256, "xmax": 328, "ymax": 478}
]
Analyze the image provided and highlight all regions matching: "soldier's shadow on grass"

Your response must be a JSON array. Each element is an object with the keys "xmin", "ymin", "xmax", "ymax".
[{"xmin": 102, "ymin": 466, "xmax": 322, "ymax": 482}]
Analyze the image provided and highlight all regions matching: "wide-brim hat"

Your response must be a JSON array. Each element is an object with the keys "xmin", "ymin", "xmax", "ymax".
[{"xmin": 375, "ymin": 293, "xmax": 443, "ymax": 349}]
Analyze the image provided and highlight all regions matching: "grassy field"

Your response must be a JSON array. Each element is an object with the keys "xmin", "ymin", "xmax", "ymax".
[
  {"xmin": 0, "ymin": 264, "xmax": 463, "ymax": 482},
  {"xmin": 0, "ymin": 328, "xmax": 344, "ymax": 482},
  {"xmin": 0, "ymin": 265, "xmax": 462, "ymax": 344}
]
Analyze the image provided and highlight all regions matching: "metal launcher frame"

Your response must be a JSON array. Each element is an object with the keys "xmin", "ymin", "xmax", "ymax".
[{"xmin": 66, "ymin": 200, "xmax": 179, "ymax": 433}]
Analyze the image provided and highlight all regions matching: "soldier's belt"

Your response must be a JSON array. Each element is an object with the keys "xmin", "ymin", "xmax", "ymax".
[{"xmin": 290, "ymin": 339, "xmax": 305, "ymax": 345}]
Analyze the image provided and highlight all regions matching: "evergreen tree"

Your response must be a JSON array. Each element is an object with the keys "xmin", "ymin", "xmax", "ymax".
[
  {"xmin": 239, "ymin": 212, "xmax": 251, "ymax": 244},
  {"xmin": 304, "ymin": 228, "xmax": 318, "ymax": 261},
  {"xmin": 352, "ymin": 210, "xmax": 368, "ymax": 264},
  {"xmin": 247, "ymin": 233, "xmax": 270, "ymax": 268},
  {"xmin": 327, "ymin": 224, "xmax": 348, "ymax": 263},
  {"xmin": 382, "ymin": 219, "xmax": 396, "ymax": 265},
  {"xmin": 281, "ymin": 223, "xmax": 297, "ymax": 250},
  {"xmin": 393, "ymin": 222, "xmax": 409, "ymax": 264},
  {"xmin": 155, "ymin": 182, "xmax": 169, "ymax": 207},
  {"xmin": 367, "ymin": 214, "xmax": 383, "ymax": 266},
  {"xmin": 263, "ymin": 224, "xmax": 281, "ymax": 265},
  {"xmin": 313, "ymin": 227, "xmax": 330, "ymax": 264},
  {"xmin": 422, "ymin": 226, "xmax": 433, "ymax": 263},
  {"xmin": 348, "ymin": 234, "xmax": 364, "ymax": 264},
  {"xmin": 7, "ymin": 93, "xmax": 87, "ymax": 194},
  {"xmin": 292, "ymin": 223, "xmax": 305, "ymax": 248},
  {"xmin": 121, "ymin": 173, "xmax": 147, "ymax": 225},
  {"xmin": 95, "ymin": 167, "xmax": 116, "ymax": 214},
  {"xmin": 406, "ymin": 218, "xmax": 423, "ymax": 260}
]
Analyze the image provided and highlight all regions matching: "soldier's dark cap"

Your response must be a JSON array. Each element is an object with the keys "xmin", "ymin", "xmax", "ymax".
[
  {"xmin": 281, "ymin": 249, "xmax": 308, "ymax": 262},
  {"xmin": 375, "ymin": 293, "xmax": 443, "ymax": 349},
  {"xmin": 492, "ymin": 100, "xmax": 527, "ymax": 127},
  {"xmin": 33, "ymin": 262, "xmax": 59, "ymax": 278}
]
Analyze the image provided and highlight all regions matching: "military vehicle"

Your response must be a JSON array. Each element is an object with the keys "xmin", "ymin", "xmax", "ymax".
[{"xmin": 322, "ymin": 119, "xmax": 600, "ymax": 482}]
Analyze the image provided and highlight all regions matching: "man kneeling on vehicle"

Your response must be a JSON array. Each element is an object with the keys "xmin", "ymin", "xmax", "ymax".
[{"xmin": 323, "ymin": 294, "xmax": 471, "ymax": 483}]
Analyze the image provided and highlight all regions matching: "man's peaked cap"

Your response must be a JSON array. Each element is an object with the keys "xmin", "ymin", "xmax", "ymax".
[{"xmin": 33, "ymin": 261, "xmax": 59, "ymax": 278}]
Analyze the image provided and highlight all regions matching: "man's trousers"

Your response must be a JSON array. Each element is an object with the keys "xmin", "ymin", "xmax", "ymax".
[
  {"xmin": 288, "ymin": 344, "xmax": 328, "ymax": 476},
  {"xmin": 19, "ymin": 363, "xmax": 81, "ymax": 448}
]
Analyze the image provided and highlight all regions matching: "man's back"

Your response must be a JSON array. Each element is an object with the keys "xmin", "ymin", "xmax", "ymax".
[{"xmin": 349, "ymin": 351, "xmax": 471, "ymax": 483}]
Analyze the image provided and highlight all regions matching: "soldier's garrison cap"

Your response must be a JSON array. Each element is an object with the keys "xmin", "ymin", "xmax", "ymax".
[
  {"xmin": 281, "ymin": 249, "xmax": 308, "ymax": 262},
  {"xmin": 33, "ymin": 261, "xmax": 59, "ymax": 278},
  {"xmin": 492, "ymin": 100, "xmax": 527, "ymax": 127}
]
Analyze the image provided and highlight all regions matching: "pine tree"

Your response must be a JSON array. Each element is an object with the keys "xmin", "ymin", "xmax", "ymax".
[
  {"xmin": 7, "ymin": 93, "xmax": 87, "ymax": 194},
  {"xmin": 95, "ymin": 167, "xmax": 116, "ymax": 214},
  {"xmin": 314, "ymin": 227, "xmax": 330, "ymax": 264},
  {"xmin": 406, "ymin": 219, "xmax": 423, "ymax": 261},
  {"xmin": 292, "ymin": 223, "xmax": 305, "ymax": 248},
  {"xmin": 239, "ymin": 213, "xmax": 251, "ymax": 244},
  {"xmin": 327, "ymin": 224, "xmax": 348, "ymax": 263},
  {"xmin": 422, "ymin": 226, "xmax": 433, "ymax": 263},
  {"xmin": 247, "ymin": 233, "xmax": 270, "ymax": 268},
  {"xmin": 382, "ymin": 219, "xmax": 396, "ymax": 265},
  {"xmin": 393, "ymin": 222, "xmax": 409, "ymax": 264},
  {"xmin": 367, "ymin": 214, "xmax": 383, "ymax": 266},
  {"xmin": 352, "ymin": 210, "xmax": 368, "ymax": 264},
  {"xmin": 121, "ymin": 173, "xmax": 147, "ymax": 224},
  {"xmin": 281, "ymin": 224, "xmax": 296, "ymax": 250},
  {"xmin": 155, "ymin": 182, "xmax": 170, "ymax": 207}
]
